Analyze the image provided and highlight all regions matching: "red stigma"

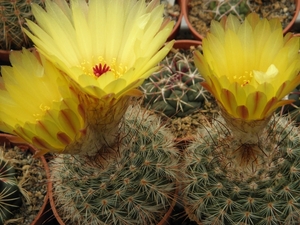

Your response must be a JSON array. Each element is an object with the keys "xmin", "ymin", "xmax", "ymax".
[{"xmin": 93, "ymin": 64, "xmax": 111, "ymax": 77}]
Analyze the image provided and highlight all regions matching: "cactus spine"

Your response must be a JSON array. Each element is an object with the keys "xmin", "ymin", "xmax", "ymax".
[
  {"xmin": 208, "ymin": 0, "xmax": 252, "ymax": 21},
  {"xmin": 0, "ymin": 147, "xmax": 22, "ymax": 224},
  {"xmin": 141, "ymin": 52, "xmax": 210, "ymax": 117},
  {"xmin": 50, "ymin": 105, "xmax": 179, "ymax": 225},
  {"xmin": 182, "ymin": 114, "xmax": 300, "ymax": 225},
  {"xmin": 0, "ymin": 0, "xmax": 47, "ymax": 50}
]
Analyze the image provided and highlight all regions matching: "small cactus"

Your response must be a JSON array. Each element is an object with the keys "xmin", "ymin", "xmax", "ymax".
[
  {"xmin": 182, "ymin": 115, "xmax": 300, "ymax": 225},
  {"xmin": 50, "ymin": 105, "xmax": 179, "ymax": 225},
  {"xmin": 0, "ymin": 148, "xmax": 22, "ymax": 224},
  {"xmin": 208, "ymin": 0, "xmax": 252, "ymax": 21},
  {"xmin": 141, "ymin": 52, "xmax": 210, "ymax": 117},
  {"xmin": 0, "ymin": 0, "xmax": 46, "ymax": 50}
]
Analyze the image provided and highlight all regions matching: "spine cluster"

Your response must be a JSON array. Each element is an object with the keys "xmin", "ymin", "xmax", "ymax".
[
  {"xmin": 141, "ymin": 52, "xmax": 210, "ymax": 117},
  {"xmin": 50, "ymin": 105, "xmax": 180, "ymax": 225},
  {"xmin": 182, "ymin": 115, "xmax": 300, "ymax": 225}
]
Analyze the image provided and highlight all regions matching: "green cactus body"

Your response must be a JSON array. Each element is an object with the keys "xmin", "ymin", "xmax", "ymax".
[
  {"xmin": 0, "ymin": 151, "xmax": 22, "ymax": 224},
  {"xmin": 182, "ymin": 115, "xmax": 300, "ymax": 225},
  {"xmin": 208, "ymin": 0, "xmax": 252, "ymax": 21},
  {"xmin": 0, "ymin": 0, "xmax": 46, "ymax": 50},
  {"xmin": 50, "ymin": 105, "xmax": 179, "ymax": 225},
  {"xmin": 141, "ymin": 52, "xmax": 210, "ymax": 118}
]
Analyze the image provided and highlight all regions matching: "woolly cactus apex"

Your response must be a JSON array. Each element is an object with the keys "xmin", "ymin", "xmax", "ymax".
[
  {"xmin": 0, "ymin": 148, "xmax": 22, "ymax": 224},
  {"xmin": 141, "ymin": 52, "xmax": 210, "ymax": 118},
  {"xmin": 0, "ymin": 0, "xmax": 46, "ymax": 50},
  {"xmin": 208, "ymin": 0, "xmax": 252, "ymax": 21},
  {"xmin": 50, "ymin": 105, "xmax": 179, "ymax": 225},
  {"xmin": 182, "ymin": 115, "xmax": 300, "ymax": 225}
]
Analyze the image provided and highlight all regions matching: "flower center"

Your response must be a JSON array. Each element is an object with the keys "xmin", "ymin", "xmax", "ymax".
[
  {"xmin": 233, "ymin": 72, "xmax": 253, "ymax": 87},
  {"xmin": 232, "ymin": 64, "xmax": 278, "ymax": 87},
  {"xmin": 93, "ymin": 63, "xmax": 111, "ymax": 77}
]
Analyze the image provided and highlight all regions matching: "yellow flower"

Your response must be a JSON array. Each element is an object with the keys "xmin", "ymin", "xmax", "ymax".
[
  {"xmin": 0, "ymin": 49, "xmax": 85, "ymax": 156},
  {"xmin": 195, "ymin": 13, "xmax": 300, "ymax": 121},
  {"xmin": 24, "ymin": 0, "xmax": 174, "ymax": 99}
]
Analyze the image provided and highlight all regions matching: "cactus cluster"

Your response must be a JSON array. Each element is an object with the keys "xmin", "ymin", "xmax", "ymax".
[
  {"xmin": 207, "ymin": 0, "xmax": 252, "ymax": 21},
  {"xmin": 0, "ymin": 0, "xmax": 47, "ymax": 50},
  {"xmin": 182, "ymin": 115, "xmax": 300, "ymax": 225},
  {"xmin": 50, "ymin": 105, "xmax": 179, "ymax": 225},
  {"xmin": 141, "ymin": 52, "xmax": 210, "ymax": 118},
  {"xmin": 0, "ymin": 147, "xmax": 22, "ymax": 224}
]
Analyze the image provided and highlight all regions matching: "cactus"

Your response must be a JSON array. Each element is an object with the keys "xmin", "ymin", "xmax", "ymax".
[
  {"xmin": 0, "ymin": 0, "xmax": 47, "ymax": 50},
  {"xmin": 207, "ymin": 0, "xmax": 252, "ymax": 21},
  {"xmin": 0, "ymin": 148, "xmax": 22, "ymax": 224},
  {"xmin": 50, "ymin": 105, "xmax": 179, "ymax": 225},
  {"xmin": 182, "ymin": 115, "xmax": 300, "ymax": 225},
  {"xmin": 140, "ymin": 52, "xmax": 210, "ymax": 118}
]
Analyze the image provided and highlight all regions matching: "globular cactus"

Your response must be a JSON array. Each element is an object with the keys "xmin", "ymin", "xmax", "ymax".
[
  {"xmin": 50, "ymin": 105, "xmax": 179, "ymax": 225},
  {"xmin": 182, "ymin": 115, "xmax": 300, "ymax": 225},
  {"xmin": 208, "ymin": 0, "xmax": 252, "ymax": 21},
  {"xmin": 141, "ymin": 52, "xmax": 210, "ymax": 118},
  {"xmin": 0, "ymin": 148, "xmax": 22, "ymax": 224},
  {"xmin": 0, "ymin": 0, "xmax": 46, "ymax": 50}
]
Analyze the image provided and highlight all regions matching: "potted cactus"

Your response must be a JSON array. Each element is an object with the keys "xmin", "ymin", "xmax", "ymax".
[
  {"xmin": 182, "ymin": 0, "xmax": 300, "ymax": 40},
  {"xmin": 0, "ymin": 0, "xmax": 180, "ymax": 224},
  {"xmin": 141, "ymin": 41, "xmax": 208, "ymax": 118},
  {"xmin": 141, "ymin": 40, "xmax": 217, "ymax": 142},
  {"xmin": 47, "ymin": 104, "xmax": 179, "ymax": 225},
  {"xmin": 0, "ymin": 134, "xmax": 49, "ymax": 225},
  {"xmin": 181, "ymin": 12, "xmax": 300, "ymax": 224}
]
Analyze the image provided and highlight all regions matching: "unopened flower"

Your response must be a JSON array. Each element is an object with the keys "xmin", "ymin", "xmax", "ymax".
[
  {"xmin": 24, "ymin": 0, "xmax": 174, "ymax": 100},
  {"xmin": 195, "ymin": 13, "xmax": 300, "ymax": 122},
  {"xmin": 0, "ymin": 49, "xmax": 85, "ymax": 156}
]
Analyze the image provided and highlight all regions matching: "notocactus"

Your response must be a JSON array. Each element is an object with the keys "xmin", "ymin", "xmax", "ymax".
[
  {"xmin": 182, "ymin": 115, "xmax": 300, "ymax": 225},
  {"xmin": 208, "ymin": 0, "xmax": 252, "ymax": 21},
  {"xmin": 141, "ymin": 52, "xmax": 210, "ymax": 117},
  {"xmin": 0, "ymin": 0, "xmax": 48, "ymax": 50},
  {"xmin": 50, "ymin": 105, "xmax": 179, "ymax": 225},
  {"xmin": 0, "ymin": 149, "xmax": 22, "ymax": 224}
]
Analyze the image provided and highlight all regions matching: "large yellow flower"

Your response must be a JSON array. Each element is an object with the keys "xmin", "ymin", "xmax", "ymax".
[
  {"xmin": 0, "ymin": 49, "xmax": 85, "ymax": 156},
  {"xmin": 195, "ymin": 13, "xmax": 300, "ymax": 121},
  {"xmin": 24, "ymin": 0, "xmax": 174, "ymax": 99}
]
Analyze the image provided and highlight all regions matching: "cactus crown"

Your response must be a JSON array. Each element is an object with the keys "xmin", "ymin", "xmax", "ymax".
[
  {"xmin": 182, "ymin": 115, "xmax": 300, "ymax": 225},
  {"xmin": 207, "ymin": 0, "xmax": 252, "ymax": 21},
  {"xmin": 141, "ymin": 51, "xmax": 210, "ymax": 118},
  {"xmin": 0, "ymin": 0, "xmax": 46, "ymax": 50},
  {"xmin": 50, "ymin": 105, "xmax": 179, "ymax": 224}
]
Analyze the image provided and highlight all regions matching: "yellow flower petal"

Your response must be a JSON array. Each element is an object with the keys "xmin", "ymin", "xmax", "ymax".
[
  {"xmin": 195, "ymin": 12, "xmax": 300, "ymax": 121},
  {"xmin": 253, "ymin": 64, "xmax": 278, "ymax": 84},
  {"xmin": 25, "ymin": 0, "xmax": 174, "ymax": 100},
  {"xmin": 0, "ymin": 49, "xmax": 85, "ymax": 155},
  {"xmin": 220, "ymin": 89, "xmax": 238, "ymax": 116},
  {"xmin": 245, "ymin": 92, "xmax": 267, "ymax": 119}
]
